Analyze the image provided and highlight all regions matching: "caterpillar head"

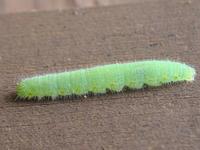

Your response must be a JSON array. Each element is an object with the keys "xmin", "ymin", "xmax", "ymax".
[
  {"xmin": 184, "ymin": 66, "xmax": 196, "ymax": 81},
  {"xmin": 177, "ymin": 64, "xmax": 196, "ymax": 82}
]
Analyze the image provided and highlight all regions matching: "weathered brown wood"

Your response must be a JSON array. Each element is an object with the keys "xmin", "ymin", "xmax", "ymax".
[
  {"xmin": 0, "ymin": 0, "xmax": 200, "ymax": 149},
  {"xmin": 0, "ymin": 0, "xmax": 161, "ymax": 14}
]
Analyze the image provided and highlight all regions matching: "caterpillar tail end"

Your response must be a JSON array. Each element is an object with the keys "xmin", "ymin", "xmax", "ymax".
[
  {"xmin": 16, "ymin": 82, "xmax": 31, "ymax": 100},
  {"xmin": 16, "ymin": 83, "xmax": 25, "ymax": 99}
]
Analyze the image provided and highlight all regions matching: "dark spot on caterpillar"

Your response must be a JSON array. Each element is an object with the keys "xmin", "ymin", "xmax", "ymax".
[
  {"xmin": 162, "ymin": 76, "xmax": 168, "ymax": 81},
  {"xmin": 110, "ymin": 82, "xmax": 116, "ymax": 89},
  {"xmin": 28, "ymin": 92, "xmax": 33, "ymax": 97},
  {"xmin": 59, "ymin": 90, "xmax": 65, "ymax": 95},
  {"xmin": 174, "ymin": 75, "xmax": 179, "ymax": 80}
]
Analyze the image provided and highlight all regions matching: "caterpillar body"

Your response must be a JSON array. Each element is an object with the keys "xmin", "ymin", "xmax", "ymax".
[{"xmin": 17, "ymin": 60, "xmax": 196, "ymax": 100}]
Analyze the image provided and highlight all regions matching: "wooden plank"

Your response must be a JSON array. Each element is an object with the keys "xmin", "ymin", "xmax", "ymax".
[
  {"xmin": 0, "ymin": 0, "xmax": 162, "ymax": 14},
  {"xmin": 0, "ymin": 0, "xmax": 5, "ymax": 14},
  {"xmin": 0, "ymin": 0, "xmax": 200, "ymax": 149}
]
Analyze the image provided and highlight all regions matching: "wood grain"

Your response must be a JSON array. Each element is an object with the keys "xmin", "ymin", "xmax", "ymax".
[
  {"xmin": 0, "ymin": 0, "xmax": 200, "ymax": 149},
  {"xmin": 0, "ymin": 0, "xmax": 156, "ymax": 14}
]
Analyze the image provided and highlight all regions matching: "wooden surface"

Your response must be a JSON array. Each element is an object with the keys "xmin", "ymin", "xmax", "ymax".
[
  {"xmin": 0, "ymin": 0, "xmax": 149, "ymax": 14},
  {"xmin": 0, "ymin": 0, "xmax": 200, "ymax": 149}
]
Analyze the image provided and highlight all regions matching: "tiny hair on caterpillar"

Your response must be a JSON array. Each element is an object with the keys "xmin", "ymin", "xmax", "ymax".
[{"xmin": 16, "ymin": 60, "xmax": 196, "ymax": 100}]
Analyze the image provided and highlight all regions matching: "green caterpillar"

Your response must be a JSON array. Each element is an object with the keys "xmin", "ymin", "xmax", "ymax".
[{"xmin": 17, "ymin": 60, "xmax": 196, "ymax": 100}]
